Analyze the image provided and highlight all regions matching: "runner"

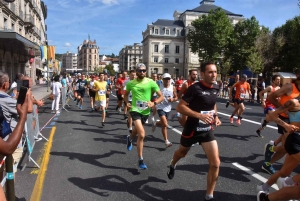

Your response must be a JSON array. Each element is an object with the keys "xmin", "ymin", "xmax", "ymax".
[
  {"xmin": 152, "ymin": 73, "xmax": 177, "ymax": 148},
  {"xmin": 76, "ymin": 74, "xmax": 87, "ymax": 109},
  {"xmin": 172, "ymin": 69, "xmax": 198, "ymax": 127},
  {"xmin": 261, "ymin": 77, "xmax": 300, "ymax": 174},
  {"xmin": 115, "ymin": 71, "xmax": 128, "ymax": 116},
  {"xmin": 73, "ymin": 74, "xmax": 79, "ymax": 103},
  {"xmin": 175, "ymin": 75, "xmax": 184, "ymax": 94},
  {"xmin": 104, "ymin": 74, "xmax": 112, "ymax": 115},
  {"xmin": 255, "ymin": 75, "xmax": 281, "ymax": 137},
  {"xmin": 124, "ymin": 63, "xmax": 164, "ymax": 169},
  {"xmin": 257, "ymin": 98, "xmax": 300, "ymax": 200},
  {"xmin": 123, "ymin": 70, "xmax": 136, "ymax": 133},
  {"xmin": 228, "ymin": 74, "xmax": 251, "ymax": 125},
  {"xmin": 89, "ymin": 75, "xmax": 96, "ymax": 111},
  {"xmin": 167, "ymin": 61, "xmax": 221, "ymax": 201},
  {"xmin": 225, "ymin": 74, "xmax": 240, "ymax": 108},
  {"xmin": 93, "ymin": 72, "xmax": 107, "ymax": 127},
  {"xmin": 150, "ymin": 73, "xmax": 161, "ymax": 130}
]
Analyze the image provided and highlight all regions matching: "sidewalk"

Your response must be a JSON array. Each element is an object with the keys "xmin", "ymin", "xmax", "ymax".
[{"xmin": 31, "ymin": 84, "xmax": 51, "ymax": 101}]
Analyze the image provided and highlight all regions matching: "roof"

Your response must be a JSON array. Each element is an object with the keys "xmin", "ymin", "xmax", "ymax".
[
  {"xmin": 186, "ymin": 1, "xmax": 243, "ymax": 17},
  {"xmin": 273, "ymin": 72, "xmax": 296, "ymax": 79},
  {"xmin": 152, "ymin": 19, "xmax": 184, "ymax": 27}
]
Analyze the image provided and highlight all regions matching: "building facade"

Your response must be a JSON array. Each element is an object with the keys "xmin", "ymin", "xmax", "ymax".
[
  {"xmin": 62, "ymin": 51, "xmax": 77, "ymax": 72},
  {"xmin": 0, "ymin": 0, "xmax": 47, "ymax": 82},
  {"xmin": 142, "ymin": 0, "xmax": 244, "ymax": 78},
  {"xmin": 118, "ymin": 43, "xmax": 142, "ymax": 71},
  {"xmin": 77, "ymin": 38, "xmax": 99, "ymax": 74}
]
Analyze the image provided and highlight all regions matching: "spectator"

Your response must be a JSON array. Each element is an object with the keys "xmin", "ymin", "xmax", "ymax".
[
  {"xmin": 51, "ymin": 75, "xmax": 62, "ymax": 114},
  {"xmin": 10, "ymin": 73, "xmax": 24, "ymax": 90}
]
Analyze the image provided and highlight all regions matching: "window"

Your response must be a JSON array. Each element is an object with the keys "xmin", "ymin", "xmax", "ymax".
[
  {"xmin": 177, "ymin": 30, "xmax": 180, "ymax": 36},
  {"xmin": 176, "ymin": 69, "xmax": 179, "ymax": 77},
  {"xmin": 165, "ymin": 45, "xmax": 169, "ymax": 53},
  {"xmin": 154, "ymin": 68, "xmax": 158, "ymax": 73},
  {"xmin": 154, "ymin": 45, "xmax": 158, "ymax": 53},
  {"xmin": 175, "ymin": 58, "xmax": 179, "ymax": 63},
  {"xmin": 155, "ymin": 29, "xmax": 158, "ymax": 34},
  {"xmin": 176, "ymin": 46, "xmax": 180, "ymax": 54},
  {"xmin": 11, "ymin": 23, "xmax": 15, "ymax": 31},
  {"xmin": 164, "ymin": 68, "xmax": 168, "ymax": 73},
  {"xmin": 154, "ymin": 57, "xmax": 158, "ymax": 63},
  {"xmin": 165, "ymin": 58, "xmax": 169, "ymax": 63},
  {"xmin": 166, "ymin": 29, "xmax": 169, "ymax": 35}
]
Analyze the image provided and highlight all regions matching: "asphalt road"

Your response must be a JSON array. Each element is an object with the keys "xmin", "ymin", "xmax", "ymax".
[{"xmin": 15, "ymin": 94, "xmax": 299, "ymax": 201}]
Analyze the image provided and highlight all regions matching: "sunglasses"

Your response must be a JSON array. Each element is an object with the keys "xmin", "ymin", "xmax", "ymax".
[
  {"xmin": 137, "ymin": 69, "xmax": 147, "ymax": 73},
  {"xmin": 163, "ymin": 78, "xmax": 171, "ymax": 80}
]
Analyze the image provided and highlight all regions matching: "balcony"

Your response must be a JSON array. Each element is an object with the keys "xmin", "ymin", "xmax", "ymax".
[
  {"xmin": 19, "ymin": 10, "xmax": 24, "ymax": 20},
  {"xmin": 24, "ymin": 14, "xmax": 34, "ymax": 27}
]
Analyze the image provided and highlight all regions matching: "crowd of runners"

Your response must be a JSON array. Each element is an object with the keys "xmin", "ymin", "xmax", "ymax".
[{"xmin": 56, "ymin": 63, "xmax": 300, "ymax": 201}]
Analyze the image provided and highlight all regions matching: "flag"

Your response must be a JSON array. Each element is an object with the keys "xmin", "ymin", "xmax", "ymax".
[
  {"xmin": 44, "ymin": 46, "xmax": 48, "ymax": 60},
  {"xmin": 48, "ymin": 46, "xmax": 55, "ymax": 62}
]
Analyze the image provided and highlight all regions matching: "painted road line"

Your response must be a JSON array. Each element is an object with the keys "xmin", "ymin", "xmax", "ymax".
[
  {"xmin": 220, "ymin": 103, "xmax": 252, "ymax": 109},
  {"xmin": 167, "ymin": 125, "xmax": 182, "ymax": 135},
  {"xmin": 30, "ymin": 126, "xmax": 56, "ymax": 201},
  {"xmin": 40, "ymin": 113, "xmax": 57, "ymax": 132},
  {"xmin": 111, "ymin": 94, "xmax": 117, "ymax": 98},
  {"xmin": 218, "ymin": 112, "xmax": 277, "ymax": 129},
  {"xmin": 232, "ymin": 162, "xmax": 278, "ymax": 190},
  {"xmin": 50, "ymin": 122, "xmax": 56, "ymax": 126}
]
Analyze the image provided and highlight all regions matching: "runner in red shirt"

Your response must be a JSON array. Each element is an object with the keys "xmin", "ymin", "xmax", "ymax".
[
  {"xmin": 229, "ymin": 74, "xmax": 251, "ymax": 125},
  {"xmin": 175, "ymin": 76, "xmax": 184, "ymax": 94},
  {"xmin": 115, "ymin": 71, "xmax": 128, "ymax": 119}
]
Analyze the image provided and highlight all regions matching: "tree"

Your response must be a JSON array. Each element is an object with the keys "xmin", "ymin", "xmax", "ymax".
[
  {"xmin": 227, "ymin": 16, "xmax": 260, "ymax": 71},
  {"xmin": 246, "ymin": 49, "xmax": 263, "ymax": 74},
  {"xmin": 105, "ymin": 64, "xmax": 115, "ymax": 75},
  {"xmin": 94, "ymin": 66, "xmax": 104, "ymax": 74},
  {"xmin": 187, "ymin": 8, "xmax": 233, "ymax": 61}
]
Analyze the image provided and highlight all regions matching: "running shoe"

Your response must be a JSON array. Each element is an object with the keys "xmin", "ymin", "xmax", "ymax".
[
  {"xmin": 56, "ymin": 111, "xmax": 60, "ymax": 114},
  {"xmin": 51, "ymin": 110, "xmax": 55, "ymax": 114},
  {"xmin": 151, "ymin": 123, "xmax": 156, "ymax": 132},
  {"xmin": 256, "ymin": 130, "xmax": 263, "ymax": 138},
  {"xmin": 151, "ymin": 116, "xmax": 156, "ymax": 126},
  {"xmin": 102, "ymin": 122, "xmax": 105, "ymax": 127},
  {"xmin": 277, "ymin": 177, "xmax": 289, "ymax": 189},
  {"xmin": 225, "ymin": 101, "xmax": 230, "ymax": 108},
  {"xmin": 145, "ymin": 119, "xmax": 148, "ymax": 124},
  {"xmin": 129, "ymin": 129, "xmax": 132, "ymax": 134},
  {"xmin": 257, "ymin": 191, "xmax": 268, "ymax": 201},
  {"xmin": 167, "ymin": 163, "xmax": 175, "ymax": 179},
  {"xmin": 236, "ymin": 119, "xmax": 241, "ymax": 125},
  {"xmin": 171, "ymin": 112, "xmax": 179, "ymax": 121},
  {"xmin": 264, "ymin": 141, "xmax": 274, "ymax": 162},
  {"xmin": 79, "ymin": 106, "xmax": 82, "ymax": 109},
  {"xmin": 230, "ymin": 117, "xmax": 233, "ymax": 124},
  {"xmin": 118, "ymin": 108, "xmax": 122, "ymax": 113},
  {"xmin": 126, "ymin": 135, "xmax": 132, "ymax": 151},
  {"xmin": 261, "ymin": 119, "xmax": 267, "ymax": 129},
  {"xmin": 138, "ymin": 160, "xmax": 147, "ymax": 169},
  {"xmin": 74, "ymin": 99, "xmax": 76, "ymax": 102},
  {"xmin": 115, "ymin": 106, "xmax": 118, "ymax": 111},
  {"xmin": 262, "ymin": 162, "xmax": 276, "ymax": 175},
  {"xmin": 166, "ymin": 141, "xmax": 172, "ymax": 148},
  {"xmin": 256, "ymin": 184, "xmax": 269, "ymax": 194},
  {"xmin": 123, "ymin": 115, "xmax": 128, "ymax": 120}
]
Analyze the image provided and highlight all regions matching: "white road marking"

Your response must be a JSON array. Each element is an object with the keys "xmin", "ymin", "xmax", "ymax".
[
  {"xmin": 218, "ymin": 112, "xmax": 277, "ymax": 130},
  {"xmin": 111, "ymin": 94, "xmax": 116, "ymax": 97},
  {"xmin": 167, "ymin": 125, "xmax": 182, "ymax": 135},
  {"xmin": 219, "ymin": 103, "xmax": 251, "ymax": 109},
  {"xmin": 232, "ymin": 162, "xmax": 278, "ymax": 190}
]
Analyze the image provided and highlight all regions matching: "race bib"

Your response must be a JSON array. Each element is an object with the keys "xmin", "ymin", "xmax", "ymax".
[
  {"xmin": 136, "ymin": 100, "xmax": 148, "ymax": 110},
  {"xmin": 240, "ymin": 93, "xmax": 246, "ymax": 99},
  {"xmin": 98, "ymin": 90, "xmax": 105, "ymax": 96},
  {"xmin": 199, "ymin": 110, "xmax": 215, "ymax": 124},
  {"xmin": 179, "ymin": 84, "xmax": 182, "ymax": 87}
]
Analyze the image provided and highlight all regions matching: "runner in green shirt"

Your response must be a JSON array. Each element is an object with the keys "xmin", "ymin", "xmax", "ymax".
[{"xmin": 124, "ymin": 63, "xmax": 164, "ymax": 169}]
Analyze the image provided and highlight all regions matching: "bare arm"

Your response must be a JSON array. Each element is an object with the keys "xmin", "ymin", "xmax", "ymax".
[
  {"xmin": 177, "ymin": 82, "xmax": 188, "ymax": 99},
  {"xmin": 259, "ymin": 86, "xmax": 272, "ymax": 103},
  {"xmin": 269, "ymin": 99, "xmax": 297, "ymax": 122},
  {"xmin": 229, "ymin": 83, "xmax": 237, "ymax": 97},
  {"xmin": 268, "ymin": 83, "xmax": 292, "ymax": 108},
  {"xmin": 214, "ymin": 104, "xmax": 221, "ymax": 126}
]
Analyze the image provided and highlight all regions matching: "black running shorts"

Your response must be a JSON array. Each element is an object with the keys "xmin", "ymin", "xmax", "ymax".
[
  {"xmin": 180, "ymin": 126, "xmax": 216, "ymax": 147},
  {"xmin": 89, "ymin": 89, "xmax": 95, "ymax": 98},
  {"xmin": 285, "ymin": 132, "xmax": 300, "ymax": 155},
  {"xmin": 117, "ymin": 94, "xmax": 123, "ymax": 101},
  {"xmin": 130, "ymin": 111, "xmax": 149, "ymax": 125},
  {"xmin": 277, "ymin": 115, "xmax": 290, "ymax": 135},
  {"xmin": 235, "ymin": 99, "xmax": 244, "ymax": 105},
  {"xmin": 77, "ymin": 90, "xmax": 85, "ymax": 98}
]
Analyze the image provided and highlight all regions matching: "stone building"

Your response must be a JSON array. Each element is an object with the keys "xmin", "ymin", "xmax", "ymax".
[
  {"xmin": 118, "ymin": 43, "xmax": 142, "ymax": 71},
  {"xmin": 0, "ymin": 0, "xmax": 47, "ymax": 83},
  {"xmin": 142, "ymin": 0, "xmax": 244, "ymax": 78},
  {"xmin": 62, "ymin": 51, "xmax": 77, "ymax": 72},
  {"xmin": 77, "ymin": 37, "xmax": 99, "ymax": 74}
]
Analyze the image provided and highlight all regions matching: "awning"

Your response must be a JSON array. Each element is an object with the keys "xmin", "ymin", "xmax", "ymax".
[
  {"xmin": 273, "ymin": 72, "xmax": 296, "ymax": 79},
  {"xmin": 36, "ymin": 67, "xmax": 46, "ymax": 72}
]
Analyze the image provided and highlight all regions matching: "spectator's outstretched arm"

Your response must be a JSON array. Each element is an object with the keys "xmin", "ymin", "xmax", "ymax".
[{"xmin": 0, "ymin": 92, "xmax": 28, "ymax": 155}]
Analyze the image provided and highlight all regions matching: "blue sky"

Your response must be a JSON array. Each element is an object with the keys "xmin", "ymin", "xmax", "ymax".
[{"xmin": 44, "ymin": 0, "xmax": 300, "ymax": 55}]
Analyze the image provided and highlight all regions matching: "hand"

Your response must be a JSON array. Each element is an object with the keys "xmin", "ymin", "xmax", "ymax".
[
  {"xmin": 168, "ymin": 97, "xmax": 173, "ymax": 102},
  {"xmin": 261, "ymin": 101, "xmax": 266, "ymax": 108},
  {"xmin": 284, "ymin": 124, "xmax": 299, "ymax": 134},
  {"xmin": 199, "ymin": 113, "xmax": 214, "ymax": 124},
  {"xmin": 126, "ymin": 102, "xmax": 132, "ymax": 108},
  {"xmin": 36, "ymin": 100, "xmax": 44, "ymax": 107},
  {"xmin": 147, "ymin": 101, "xmax": 155, "ymax": 108},
  {"xmin": 214, "ymin": 116, "xmax": 222, "ymax": 127}
]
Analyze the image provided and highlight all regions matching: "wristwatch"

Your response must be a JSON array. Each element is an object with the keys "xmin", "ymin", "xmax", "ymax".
[{"xmin": 154, "ymin": 101, "xmax": 157, "ymax": 105}]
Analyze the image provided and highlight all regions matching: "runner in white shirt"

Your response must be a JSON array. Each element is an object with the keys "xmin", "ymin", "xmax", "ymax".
[
  {"xmin": 152, "ymin": 73, "xmax": 178, "ymax": 148},
  {"xmin": 123, "ymin": 70, "xmax": 136, "ymax": 133}
]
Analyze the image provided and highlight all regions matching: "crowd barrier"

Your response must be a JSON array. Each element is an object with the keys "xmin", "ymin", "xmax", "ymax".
[
  {"xmin": 62, "ymin": 87, "xmax": 70, "ymax": 112},
  {"xmin": 0, "ymin": 104, "xmax": 48, "ymax": 201}
]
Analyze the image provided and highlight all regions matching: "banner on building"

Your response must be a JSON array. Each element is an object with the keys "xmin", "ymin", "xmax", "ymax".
[
  {"xmin": 48, "ymin": 46, "xmax": 55, "ymax": 63},
  {"xmin": 43, "ymin": 46, "xmax": 48, "ymax": 60}
]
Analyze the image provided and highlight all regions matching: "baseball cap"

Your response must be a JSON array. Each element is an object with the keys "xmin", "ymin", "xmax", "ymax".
[
  {"xmin": 162, "ymin": 73, "xmax": 171, "ymax": 79},
  {"xmin": 77, "ymin": 73, "xmax": 81, "ymax": 76},
  {"xmin": 242, "ymin": 74, "xmax": 247, "ymax": 79}
]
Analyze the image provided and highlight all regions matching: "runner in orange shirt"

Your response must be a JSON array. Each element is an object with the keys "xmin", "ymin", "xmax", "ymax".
[{"xmin": 229, "ymin": 74, "xmax": 251, "ymax": 125}]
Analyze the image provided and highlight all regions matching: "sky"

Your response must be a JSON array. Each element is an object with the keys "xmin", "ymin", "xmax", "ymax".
[{"xmin": 43, "ymin": 0, "xmax": 300, "ymax": 55}]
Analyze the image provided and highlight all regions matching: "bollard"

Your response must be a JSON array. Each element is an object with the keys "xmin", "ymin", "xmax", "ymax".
[{"xmin": 5, "ymin": 155, "xmax": 14, "ymax": 201}]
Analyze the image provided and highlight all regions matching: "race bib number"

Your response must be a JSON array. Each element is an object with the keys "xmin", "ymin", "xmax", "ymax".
[
  {"xmin": 98, "ymin": 90, "xmax": 105, "ymax": 96},
  {"xmin": 199, "ymin": 110, "xmax": 215, "ymax": 124},
  {"xmin": 179, "ymin": 84, "xmax": 182, "ymax": 87},
  {"xmin": 240, "ymin": 93, "xmax": 246, "ymax": 99},
  {"xmin": 136, "ymin": 100, "xmax": 148, "ymax": 110}
]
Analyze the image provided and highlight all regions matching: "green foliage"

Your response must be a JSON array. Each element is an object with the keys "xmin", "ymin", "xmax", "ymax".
[
  {"xmin": 94, "ymin": 66, "xmax": 104, "ymax": 74},
  {"xmin": 105, "ymin": 64, "xmax": 115, "ymax": 75},
  {"xmin": 246, "ymin": 49, "xmax": 263, "ymax": 74},
  {"xmin": 187, "ymin": 8, "xmax": 233, "ymax": 61}
]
